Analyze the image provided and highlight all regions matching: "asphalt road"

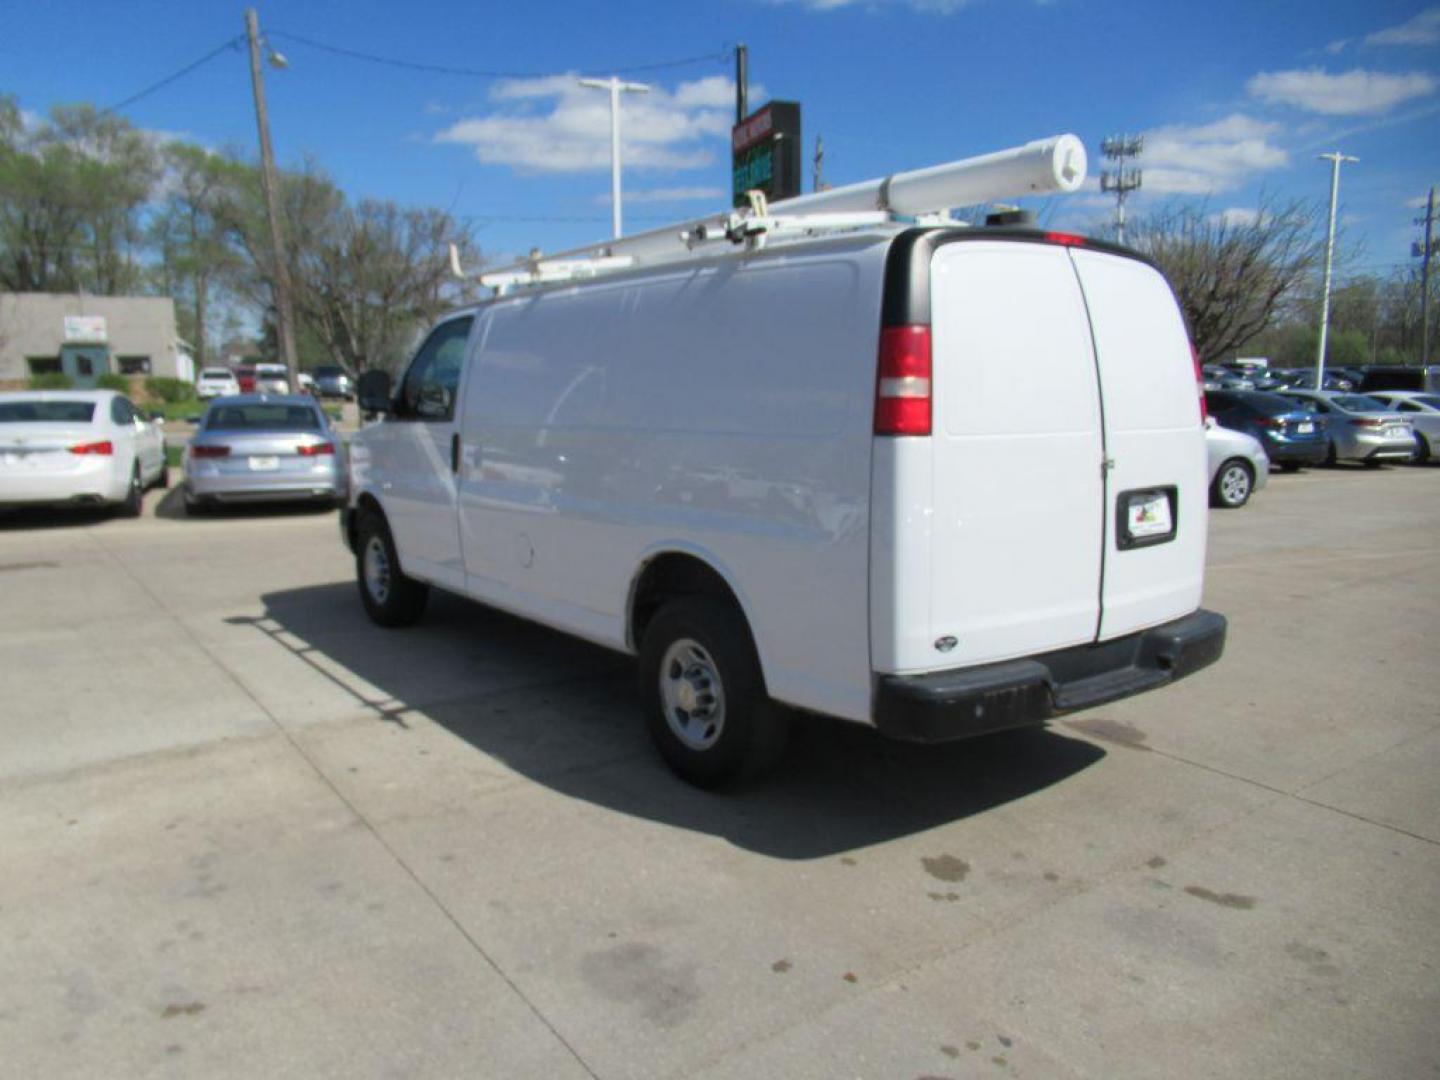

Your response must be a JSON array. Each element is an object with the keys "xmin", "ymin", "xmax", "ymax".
[{"xmin": 1, "ymin": 465, "xmax": 1437, "ymax": 1079}]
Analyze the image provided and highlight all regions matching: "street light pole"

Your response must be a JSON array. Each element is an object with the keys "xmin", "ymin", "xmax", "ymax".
[
  {"xmin": 579, "ymin": 76, "xmax": 650, "ymax": 239},
  {"xmin": 1314, "ymin": 151, "xmax": 1357, "ymax": 391},
  {"xmin": 245, "ymin": 7, "xmax": 299, "ymax": 389}
]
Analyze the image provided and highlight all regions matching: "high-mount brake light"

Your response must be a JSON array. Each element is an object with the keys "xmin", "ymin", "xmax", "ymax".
[
  {"xmin": 297, "ymin": 442, "xmax": 335, "ymax": 456},
  {"xmin": 1191, "ymin": 345, "xmax": 1208, "ymax": 423},
  {"xmin": 68, "ymin": 440, "xmax": 113, "ymax": 455},
  {"xmin": 1043, "ymin": 231, "xmax": 1087, "ymax": 247},
  {"xmin": 190, "ymin": 445, "xmax": 230, "ymax": 459},
  {"xmin": 875, "ymin": 325, "xmax": 932, "ymax": 436}
]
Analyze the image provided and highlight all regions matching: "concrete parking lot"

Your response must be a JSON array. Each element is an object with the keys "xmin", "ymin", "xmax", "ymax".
[{"xmin": 1, "ymin": 467, "xmax": 1437, "ymax": 1079}]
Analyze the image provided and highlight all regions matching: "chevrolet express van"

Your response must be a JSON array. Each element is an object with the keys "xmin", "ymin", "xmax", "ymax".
[{"xmin": 344, "ymin": 224, "xmax": 1225, "ymax": 786}]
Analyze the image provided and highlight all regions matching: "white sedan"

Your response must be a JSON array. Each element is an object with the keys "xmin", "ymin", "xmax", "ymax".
[
  {"xmin": 1206, "ymin": 418, "xmax": 1269, "ymax": 509},
  {"xmin": 196, "ymin": 367, "xmax": 241, "ymax": 399},
  {"xmin": 0, "ymin": 390, "xmax": 168, "ymax": 516}
]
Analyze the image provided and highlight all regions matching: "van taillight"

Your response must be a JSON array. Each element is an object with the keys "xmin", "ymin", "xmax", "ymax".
[
  {"xmin": 1191, "ymin": 345, "xmax": 1208, "ymax": 423},
  {"xmin": 875, "ymin": 325, "xmax": 932, "ymax": 436},
  {"xmin": 68, "ymin": 440, "xmax": 113, "ymax": 455}
]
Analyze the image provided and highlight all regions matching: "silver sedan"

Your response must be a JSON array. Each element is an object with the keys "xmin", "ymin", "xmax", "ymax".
[
  {"xmin": 184, "ymin": 395, "xmax": 346, "ymax": 514},
  {"xmin": 1206, "ymin": 420, "xmax": 1269, "ymax": 509},
  {"xmin": 1279, "ymin": 390, "xmax": 1416, "ymax": 467},
  {"xmin": 1366, "ymin": 391, "xmax": 1440, "ymax": 463}
]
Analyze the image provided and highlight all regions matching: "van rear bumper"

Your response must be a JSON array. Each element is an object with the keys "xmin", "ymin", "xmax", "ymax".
[{"xmin": 872, "ymin": 609, "xmax": 1226, "ymax": 743}]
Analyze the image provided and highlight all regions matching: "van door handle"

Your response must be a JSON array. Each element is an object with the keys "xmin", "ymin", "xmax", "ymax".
[{"xmin": 451, "ymin": 433, "xmax": 461, "ymax": 474}]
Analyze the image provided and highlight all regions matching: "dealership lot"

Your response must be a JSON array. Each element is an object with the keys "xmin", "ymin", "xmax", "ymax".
[{"xmin": 1, "ymin": 469, "xmax": 1437, "ymax": 1079}]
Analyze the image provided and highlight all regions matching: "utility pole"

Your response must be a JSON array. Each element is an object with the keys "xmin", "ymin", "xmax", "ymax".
[
  {"xmin": 734, "ymin": 44, "xmax": 748, "ymax": 125},
  {"xmin": 1100, "ymin": 135, "xmax": 1143, "ymax": 246},
  {"xmin": 1315, "ymin": 151, "xmax": 1358, "ymax": 390},
  {"xmin": 245, "ymin": 7, "xmax": 298, "ymax": 389},
  {"xmin": 578, "ymin": 76, "xmax": 650, "ymax": 239},
  {"xmin": 1414, "ymin": 186, "xmax": 1436, "ymax": 366}
]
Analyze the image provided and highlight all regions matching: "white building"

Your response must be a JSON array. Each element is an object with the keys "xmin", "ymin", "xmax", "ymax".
[{"xmin": 0, "ymin": 293, "xmax": 192, "ymax": 389}]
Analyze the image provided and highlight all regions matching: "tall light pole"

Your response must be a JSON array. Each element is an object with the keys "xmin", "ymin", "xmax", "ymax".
[
  {"xmin": 245, "ymin": 7, "xmax": 298, "ymax": 388},
  {"xmin": 1314, "ymin": 151, "xmax": 1357, "ymax": 390},
  {"xmin": 578, "ymin": 76, "xmax": 650, "ymax": 239}
]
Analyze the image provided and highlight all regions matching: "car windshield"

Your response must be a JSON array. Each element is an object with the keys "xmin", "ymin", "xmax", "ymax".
[
  {"xmin": 315, "ymin": 366, "xmax": 346, "ymax": 378},
  {"xmin": 205, "ymin": 404, "xmax": 320, "ymax": 432},
  {"xmin": 1331, "ymin": 394, "xmax": 1387, "ymax": 412},
  {"xmin": 0, "ymin": 401, "xmax": 97, "ymax": 423},
  {"xmin": 200, "ymin": 369, "xmax": 232, "ymax": 379}
]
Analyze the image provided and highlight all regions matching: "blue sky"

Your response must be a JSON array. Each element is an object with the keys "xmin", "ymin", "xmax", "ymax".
[{"xmin": 5, "ymin": 0, "xmax": 1439, "ymax": 276}]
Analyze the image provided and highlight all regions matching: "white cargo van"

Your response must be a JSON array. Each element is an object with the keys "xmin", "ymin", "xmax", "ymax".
[{"xmin": 343, "ymin": 215, "xmax": 1225, "ymax": 786}]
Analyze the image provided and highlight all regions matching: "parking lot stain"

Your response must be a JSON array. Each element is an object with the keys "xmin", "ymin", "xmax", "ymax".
[
  {"xmin": 160, "ymin": 1003, "xmax": 206, "ymax": 1019},
  {"xmin": 579, "ymin": 943, "xmax": 699, "ymax": 1027},
  {"xmin": 927, "ymin": 891, "xmax": 961, "ymax": 902},
  {"xmin": 840, "ymin": 856, "xmax": 857, "ymax": 866},
  {"xmin": 1183, "ymin": 885, "xmax": 1257, "ymax": 910},
  {"xmin": 1042, "ymin": 871, "xmax": 1060, "ymax": 882},
  {"xmin": 1146, "ymin": 856, "xmax": 1167, "ymax": 869},
  {"xmin": 922, "ymin": 855, "xmax": 970, "ymax": 883},
  {"xmin": 940, "ymin": 1044, "xmax": 960, "ymax": 1058},
  {"xmin": 842, "ymin": 972, "xmax": 859, "ymax": 983},
  {"xmin": 1286, "ymin": 941, "xmax": 1342, "ymax": 977},
  {"xmin": 1066, "ymin": 718, "xmax": 1150, "ymax": 749},
  {"xmin": 0, "ymin": 561, "xmax": 58, "ymax": 573},
  {"xmin": 966, "ymin": 1040, "xmax": 982, "ymax": 1051},
  {"xmin": 771, "ymin": 959, "xmax": 792, "ymax": 973}
]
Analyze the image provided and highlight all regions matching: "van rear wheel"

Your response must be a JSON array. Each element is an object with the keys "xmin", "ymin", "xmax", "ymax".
[
  {"xmin": 639, "ymin": 598, "xmax": 787, "ymax": 789},
  {"xmin": 355, "ymin": 509, "xmax": 429, "ymax": 627}
]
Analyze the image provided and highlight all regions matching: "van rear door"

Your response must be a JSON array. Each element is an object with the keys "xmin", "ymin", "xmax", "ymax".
[
  {"xmin": 1069, "ymin": 248, "xmax": 1206, "ymax": 639},
  {"xmin": 926, "ymin": 240, "xmax": 1105, "ymax": 667}
]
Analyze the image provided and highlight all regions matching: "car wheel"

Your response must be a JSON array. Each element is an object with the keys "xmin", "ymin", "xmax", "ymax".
[
  {"xmin": 355, "ymin": 508, "xmax": 429, "ymax": 628},
  {"xmin": 156, "ymin": 460, "xmax": 170, "ymax": 489},
  {"xmin": 1210, "ymin": 458, "xmax": 1254, "ymax": 509},
  {"xmin": 1324, "ymin": 440, "xmax": 1338, "ymax": 466},
  {"xmin": 638, "ymin": 597, "xmax": 788, "ymax": 789},
  {"xmin": 1414, "ymin": 434, "xmax": 1431, "ymax": 464},
  {"xmin": 117, "ymin": 464, "xmax": 143, "ymax": 518}
]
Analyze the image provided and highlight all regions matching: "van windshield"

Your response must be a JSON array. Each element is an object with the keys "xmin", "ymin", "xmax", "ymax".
[{"xmin": 0, "ymin": 401, "xmax": 97, "ymax": 423}]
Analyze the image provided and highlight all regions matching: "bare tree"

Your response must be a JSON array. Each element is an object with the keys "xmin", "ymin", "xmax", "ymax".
[{"xmin": 1127, "ymin": 197, "xmax": 1324, "ymax": 363}]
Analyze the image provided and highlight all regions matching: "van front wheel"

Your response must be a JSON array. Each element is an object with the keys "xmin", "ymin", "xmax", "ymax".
[
  {"xmin": 639, "ymin": 598, "xmax": 787, "ymax": 788},
  {"xmin": 355, "ymin": 510, "xmax": 429, "ymax": 628}
]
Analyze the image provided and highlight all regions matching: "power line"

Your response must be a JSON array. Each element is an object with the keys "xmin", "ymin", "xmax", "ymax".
[
  {"xmin": 268, "ymin": 29, "xmax": 729, "ymax": 80},
  {"xmin": 103, "ymin": 35, "xmax": 246, "ymax": 116}
]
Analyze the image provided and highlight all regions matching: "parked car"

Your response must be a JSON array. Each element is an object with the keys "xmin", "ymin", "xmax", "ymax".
[
  {"xmin": 253, "ymin": 363, "xmax": 290, "ymax": 395},
  {"xmin": 296, "ymin": 372, "xmax": 316, "ymax": 395},
  {"xmin": 1202, "ymin": 365, "xmax": 1253, "ymax": 391},
  {"xmin": 232, "ymin": 364, "xmax": 257, "ymax": 393},
  {"xmin": 184, "ymin": 395, "xmax": 346, "ymax": 514},
  {"xmin": 344, "ymin": 222, "xmax": 1225, "ymax": 786},
  {"xmin": 196, "ymin": 367, "xmax": 241, "ymax": 399},
  {"xmin": 1278, "ymin": 390, "xmax": 1417, "ymax": 466},
  {"xmin": 312, "ymin": 365, "xmax": 355, "ymax": 400},
  {"xmin": 1366, "ymin": 391, "xmax": 1440, "ymax": 462},
  {"xmin": 1277, "ymin": 369, "xmax": 1354, "ymax": 391},
  {"xmin": 1206, "ymin": 419, "xmax": 1268, "ymax": 509},
  {"xmin": 1357, "ymin": 365, "xmax": 1440, "ymax": 394},
  {"xmin": 1204, "ymin": 389, "xmax": 1328, "ymax": 470},
  {"xmin": 0, "ymin": 390, "xmax": 167, "ymax": 516}
]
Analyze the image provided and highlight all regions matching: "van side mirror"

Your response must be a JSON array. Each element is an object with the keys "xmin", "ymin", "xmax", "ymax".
[{"xmin": 357, "ymin": 370, "xmax": 393, "ymax": 417}]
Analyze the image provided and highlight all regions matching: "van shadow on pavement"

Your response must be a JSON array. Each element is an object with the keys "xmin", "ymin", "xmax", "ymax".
[{"xmin": 247, "ymin": 583, "xmax": 1105, "ymax": 860}]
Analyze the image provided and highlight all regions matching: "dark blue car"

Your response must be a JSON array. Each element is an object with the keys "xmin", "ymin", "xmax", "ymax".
[{"xmin": 1205, "ymin": 390, "xmax": 1329, "ymax": 470}]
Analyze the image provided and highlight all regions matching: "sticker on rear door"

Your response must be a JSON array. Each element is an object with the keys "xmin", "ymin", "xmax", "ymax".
[{"xmin": 1117, "ymin": 487, "xmax": 1178, "ymax": 550}]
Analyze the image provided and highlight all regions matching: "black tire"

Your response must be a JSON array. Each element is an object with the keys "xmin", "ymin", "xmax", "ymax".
[
  {"xmin": 1276, "ymin": 462, "xmax": 1302, "ymax": 473},
  {"xmin": 1363, "ymin": 458, "xmax": 1383, "ymax": 470},
  {"xmin": 355, "ymin": 509, "xmax": 429, "ymax": 628},
  {"xmin": 1209, "ymin": 458, "xmax": 1254, "ymax": 508},
  {"xmin": 117, "ymin": 464, "xmax": 143, "ymax": 518},
  {"xmin": 1414, "ymin": 434, "xmax": 1431, "ymax": 464},
  {"xmin": 1324, "ymin": 440, "xmax": 1338, "ymax": 466},
  {"xmin": 638, "ymin": 597, "xmax": 788, "ymax": 789},
  {"xmin": 156, "ymin": 461, "xmax": 170, "ymax": 489}
]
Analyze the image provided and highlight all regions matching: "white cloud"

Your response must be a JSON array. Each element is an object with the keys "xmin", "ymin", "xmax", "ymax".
[
  {"xmin": 1213, "ymin": 207, "xmax": 1261, "ymax": 228},
  {"xmin": 1247, "ymin": 67, "xmax": 1436, "ymax": 115},
  {"xmin": 1364, "ymin": 6, "xmax": 1440, "ymax": 47},
  {"xmin": 596, "ymin": 186, "xmax": 726, "ymax": 205},
  {"xmin": 1137, "ymin": 114, "xmax": 1288, "ymax": 195},
  {"xmin": 435, "ymin": 74, "xmax": 759, "ymax": 174}
]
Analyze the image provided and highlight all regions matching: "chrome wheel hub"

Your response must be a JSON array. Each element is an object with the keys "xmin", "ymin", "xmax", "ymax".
[
  {"xmin": 363, "ymin": 535, "xmax": 391, "ymax": 605},
  {"xmin": 659, "ymin": 638, "xmax": 725, "ymax": 751},
  {"xmin": 1221, "ymin": 465, "xmax": 1250, "ymax": 504}
]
